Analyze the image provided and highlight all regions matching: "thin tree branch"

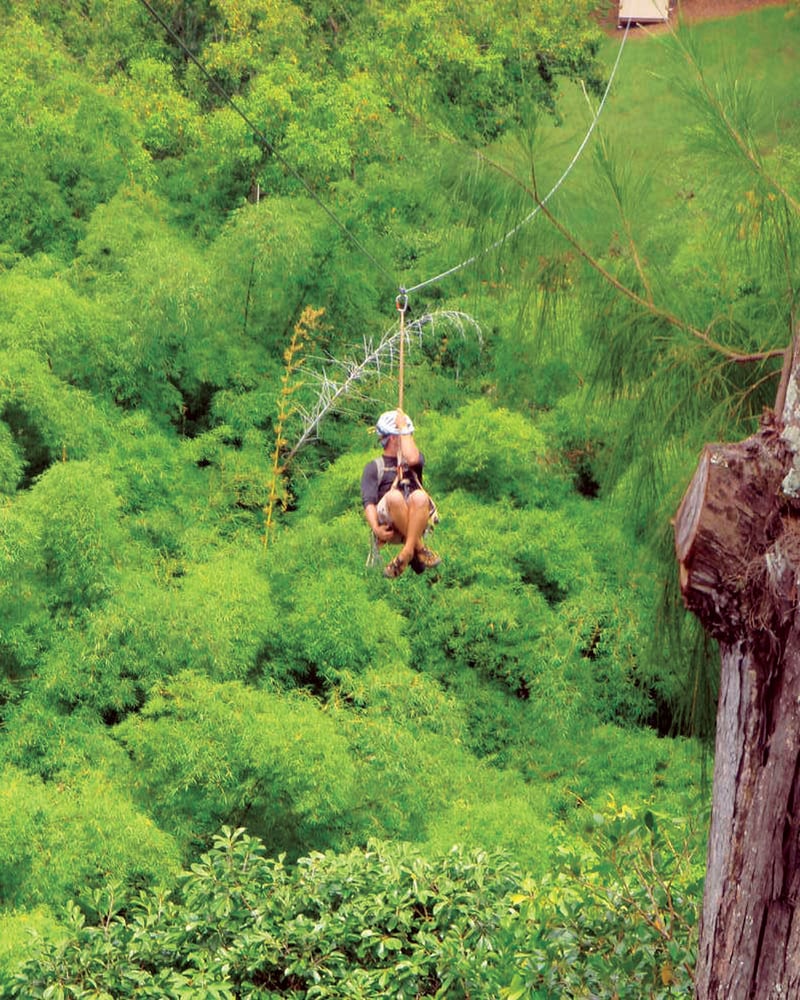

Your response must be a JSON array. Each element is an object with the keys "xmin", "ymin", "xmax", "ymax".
[
  {"xmin": 284, "ymin": 310, "xmax": 482, "ymax": 462},
  {"xmin": 477, "ymin": 149, "xmax": 786, "ymax": 366},
  {"xmin": 579, "ymin": 81, "xmax": 654, "ymax": 304}
]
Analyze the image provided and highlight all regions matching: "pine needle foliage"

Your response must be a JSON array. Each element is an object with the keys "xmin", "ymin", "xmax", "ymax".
[{"xmin": 467, "ymin": 16, "xmax": 800, "ymax": 738}]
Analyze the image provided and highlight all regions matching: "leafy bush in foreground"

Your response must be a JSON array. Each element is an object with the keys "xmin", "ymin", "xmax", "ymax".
[
  {"xmin": 503, "ymin": 804, "xmax": 702, "ymax": 1000},
  {"xmin": 2, "ymin": 809, "xmax": 701, "ymax": 999},
  {"xmin": 2, "ymin": 829, "xmax": 520, "ymax": 1000}
]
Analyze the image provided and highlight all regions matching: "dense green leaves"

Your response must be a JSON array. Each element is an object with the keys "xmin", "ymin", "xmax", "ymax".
[
  {"xmin": 1, "ymin": 814, "xmax": 700, "ymax": 999},
  {"xmin": 114, "ymin": 673, "xmax": 359, "ymax": 856},
  {"xmin": 0, "ymin": 764, "xmax": 179, "ymax": 913},
  {"xmin": 4, "ymin": 1, "xmax": 796, "ymax": 995},
  {"xmin": 0, "ymin": 15, "xmax": 145, "ymax": 255}
]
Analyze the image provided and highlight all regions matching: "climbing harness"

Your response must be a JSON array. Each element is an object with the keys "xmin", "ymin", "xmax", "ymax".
[
  {"xmin": 366, "ymin": 452, "xmax": 424, "ymax": 570},
  {"xmin": 367, "ymin": 454, "xmax": 439, "ymax": 520}
]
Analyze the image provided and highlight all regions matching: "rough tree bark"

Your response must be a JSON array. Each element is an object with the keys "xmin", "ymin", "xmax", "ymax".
[{"xmin": 675, "ymin": 352, "xmax": 800, "ymax": 999}]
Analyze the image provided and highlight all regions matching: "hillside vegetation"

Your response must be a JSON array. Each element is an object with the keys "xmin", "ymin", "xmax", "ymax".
[{"xmin": 0, "ymin": 1, "xmax": 798, "ymax": 996}]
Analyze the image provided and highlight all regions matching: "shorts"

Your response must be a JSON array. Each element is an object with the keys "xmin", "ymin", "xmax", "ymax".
[
  {"xmin": 376, "ymin": 488, "xmax": 436, "ymax": 529},
  {"xmin": 376, "ymin": 492, "xmax": 393, "ymax": 527}
]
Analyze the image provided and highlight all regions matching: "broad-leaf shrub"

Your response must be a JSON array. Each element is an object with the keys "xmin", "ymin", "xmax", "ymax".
[
  {"xmin": 2, "ymin": 829, "xmax": 521, "ymax": 1000},
  {"xmin": 0, "ymin": 909, "xmax": 61, "ymax": 985},
  {"xmin": 501, "ymin": 805, "xmax": 701, "ymax": 1000},
  {"xmin": 2, "ymin": 811, "xmax": 700, "ymax": 1000}
]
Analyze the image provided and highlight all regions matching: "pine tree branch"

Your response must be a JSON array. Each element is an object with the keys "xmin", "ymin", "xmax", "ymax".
[
  {"xmin": 770, "ymin": 196, "xmax": 798, "ymax": 336},
  {"xmin": 673, "ymin": 33, "xmax": 800, "ymax": 218},
  {"xmin": 580, "ymin": 82, "xmax": 654, "ymax": 305},
  {"xmin": 476, "ymin": 149, "xmax": 786, "ymax": 367}
]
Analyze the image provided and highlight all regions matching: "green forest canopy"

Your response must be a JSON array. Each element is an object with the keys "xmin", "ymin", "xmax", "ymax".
[{"xmin": 0, "ymin": 0, "xmax": 798, "ymax": 996}]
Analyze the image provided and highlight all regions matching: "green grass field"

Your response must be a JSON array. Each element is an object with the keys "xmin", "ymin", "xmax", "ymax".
[{"xmin": 512, "ymin": 4, "xmax": 799, "ymax": 245}]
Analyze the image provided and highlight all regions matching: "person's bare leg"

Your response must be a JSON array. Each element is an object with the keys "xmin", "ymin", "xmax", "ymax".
[
  {"xmin": 401, "ymin": 492, "xmax": 429, "ymax": 561},
  {"xmin": 383, "ymin": 490, "xmax": 428, "ymax": 564},
  {"xmin": 383, "ymin": 490, "xmax": 409, "ymax": 543}
]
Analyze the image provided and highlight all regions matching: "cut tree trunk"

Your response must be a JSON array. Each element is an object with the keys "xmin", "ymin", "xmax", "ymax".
[{"xmin": 675, "ymin": 395, "xmax": 800, "ymax": 997}]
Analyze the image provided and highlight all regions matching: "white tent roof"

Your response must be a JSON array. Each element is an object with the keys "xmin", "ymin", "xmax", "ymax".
[{"xmin": 618, "ymin": 0, "xmax": 669, "ymax": 22}]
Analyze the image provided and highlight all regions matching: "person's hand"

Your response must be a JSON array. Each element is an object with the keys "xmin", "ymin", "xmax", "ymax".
[{"xmin": 373, "ymin": 523, "xmax": 395, "ymax": 543}]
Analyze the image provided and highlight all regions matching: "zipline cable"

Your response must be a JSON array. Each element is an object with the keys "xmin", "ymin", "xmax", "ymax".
[
  {"xmin": 389, "ymin": 23, "xmax": 628, "ymax": 421},
  {"xmin": 403, "ymin": 19, "xmax": 631, "ymax": 297},
  {"xmin": 136, "ymin": 0, "xmax": 396, "ymax": 287}
]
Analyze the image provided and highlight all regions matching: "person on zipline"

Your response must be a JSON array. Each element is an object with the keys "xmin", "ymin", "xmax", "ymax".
[{"xmin": 361, "ymin": 409, "xmax": 441, "ymax": 579}]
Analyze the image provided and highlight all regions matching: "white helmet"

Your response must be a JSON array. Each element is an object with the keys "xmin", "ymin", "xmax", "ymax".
[{"xmin": 375, "ymin": 410, "xmax": 414, "ymax": 439}]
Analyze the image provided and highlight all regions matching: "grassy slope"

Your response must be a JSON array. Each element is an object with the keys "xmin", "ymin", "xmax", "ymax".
[{"xmin": 519, "ymin": 5, "xmax": 798, "ymax": 243}]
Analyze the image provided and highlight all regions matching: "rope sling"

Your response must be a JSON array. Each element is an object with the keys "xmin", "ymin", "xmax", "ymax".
[{"xmin": 395, "ymin": 292, "xmax": 408, "ymax": 450}]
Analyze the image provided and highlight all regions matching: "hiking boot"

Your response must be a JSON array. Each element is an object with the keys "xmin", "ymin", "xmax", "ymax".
[
  {"xmin": 383, "ymin": 553, "xmax": 408, "ymax": 579},
  {"xmin": 410, "ymin": 552, "xmax": 427, "ymax": 574},
  {"xmin": 412, "ymin": 545, "xmax": 441, "ymax": 572}
]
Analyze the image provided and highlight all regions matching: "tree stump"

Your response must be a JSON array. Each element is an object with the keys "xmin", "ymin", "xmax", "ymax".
[{"xmin": 675, "ymin": 413, "xmax": 800, "ymax": 998}]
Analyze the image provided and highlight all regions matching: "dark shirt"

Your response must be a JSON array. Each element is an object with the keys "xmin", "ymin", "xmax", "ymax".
[{"xmin": 361, "ymin": 453, "xmax": 425, "ymax": 507}]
